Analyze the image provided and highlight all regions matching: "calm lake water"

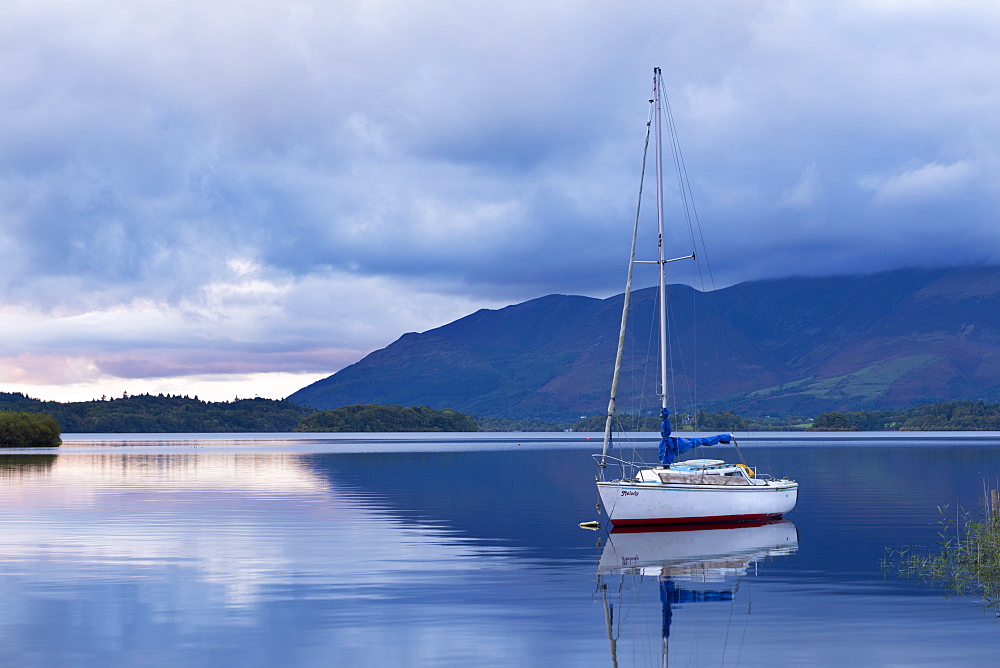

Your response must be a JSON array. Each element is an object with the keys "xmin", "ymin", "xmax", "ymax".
[{"xmin": 2, "ymin": 432, "xmax": 1000, "ymax": 666}]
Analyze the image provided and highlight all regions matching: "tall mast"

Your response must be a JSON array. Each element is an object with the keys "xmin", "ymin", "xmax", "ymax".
[
  {"xmin": 653, "ymin": 67, "xmax": 668, "ymax": 413},
  {"xmin": 599, "ymin": 79, "xmax": 656, "ymax": 468}
]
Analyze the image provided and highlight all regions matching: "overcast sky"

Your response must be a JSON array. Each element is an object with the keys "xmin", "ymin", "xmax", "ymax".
[{"xmin": 2, "ymin": 0, "xmax": 1000, "ymax": 403}]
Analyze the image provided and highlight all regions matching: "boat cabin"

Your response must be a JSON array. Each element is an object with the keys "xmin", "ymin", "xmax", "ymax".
[{"xmin": 635, "ymin": 458, "xmax": 757, "ymax": 485}]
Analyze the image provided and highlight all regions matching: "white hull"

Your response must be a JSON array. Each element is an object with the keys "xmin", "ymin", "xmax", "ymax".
[{"xmin": 597, "ymin": 478, "xmax": 798, "ymax": 526}]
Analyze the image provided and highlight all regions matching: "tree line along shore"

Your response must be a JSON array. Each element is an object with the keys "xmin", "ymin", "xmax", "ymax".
[
  {"xmin": 3, "ymin": 392, "xmax": 1000, "ymax": 447},
  {"xmin": 0, "ymin": 393, "xmax": 480, "ymax": 445}
]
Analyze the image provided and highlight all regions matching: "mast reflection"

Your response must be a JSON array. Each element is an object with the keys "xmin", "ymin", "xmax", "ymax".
[{"xmin": 597, "ymin": 519, "xmax": 798, "ymax": 667}]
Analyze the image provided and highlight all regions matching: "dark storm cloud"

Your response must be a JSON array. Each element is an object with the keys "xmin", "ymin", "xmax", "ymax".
[{"xmin": 2, "ymin": 0, "xmax": 1000, "ymax": 397}]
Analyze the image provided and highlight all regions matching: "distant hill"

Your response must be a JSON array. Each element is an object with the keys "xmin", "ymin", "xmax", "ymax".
[{"xmin": 289, "ymin": 265, "xmax": 1000, "ymax": 419}]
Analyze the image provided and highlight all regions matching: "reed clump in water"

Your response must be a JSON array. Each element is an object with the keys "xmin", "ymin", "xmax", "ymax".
[{"xmin": 885, "ymin": 489, "xmax": 1000, "ymax": 614}]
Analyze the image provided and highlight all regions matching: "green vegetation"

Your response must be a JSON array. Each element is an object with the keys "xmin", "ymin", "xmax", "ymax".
[
  {"xmin": 296, "ymin": 404, "xmax": 478, "ymax": 432},
  {"xmin": 809, "ymin": 401, "xmax": 1000, "ymax": 431},
  {"xmin": 693, "ymin": 410, "xmax": 748, "ymax": 431},
  {"xmin": 746, "ymin": 355, "xmax": 942, "ymax": 410},
  {"xmin": 743, "ymin": 415, "xmax": 814, "ymax": 431},
  {"xmin": 0, "ymin": 392, "xmax": 312, "ymax": 433},
  {"xmin": 810, "ymin": 411, "xmax": 856, "ymax": 430},
  {"xmin": 884, "ymin": 494, "xmax": 1000, "ymax": 614},
  {"xmin": 900, "ymin": 401, "xmax": 1000, "ymax": 430},
  {"xmin": 809, "ymin": 409, "xmax": 904, "ymax": 431},
  {"xmin": 4, "ymin": 389, "xmax": 1000, "ymax": 433},
  {"xmin": 0, "ymin": 411, "xmax": 61, "ymax": 447},
  {"xmin": 572, "ymin": 410, "xmax": 748, "ymax": 432},
  {"xmin": 574, "ymin": 401, "xmax": 1000, "ymax": 433}
]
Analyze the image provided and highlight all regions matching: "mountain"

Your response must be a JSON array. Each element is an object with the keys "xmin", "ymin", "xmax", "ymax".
[{"xmin": 288, "ymin": 266, "xmax": 1000, "ymax": 419}]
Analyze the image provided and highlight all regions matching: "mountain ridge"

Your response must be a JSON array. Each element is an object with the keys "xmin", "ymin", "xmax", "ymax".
[{"xmin": 289, "ymin": 265, "xmax": 1000, "ymax": 419}]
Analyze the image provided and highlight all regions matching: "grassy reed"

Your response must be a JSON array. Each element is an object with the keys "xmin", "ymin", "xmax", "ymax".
[{"xmin": 884, "ymin": 488, "xmax": 1000, "ymax": 614}]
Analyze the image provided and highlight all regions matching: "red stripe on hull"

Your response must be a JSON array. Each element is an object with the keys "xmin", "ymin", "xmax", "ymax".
[{"xmin": 609, "ymin": 512, "xmax": 785, "ymax": 527}]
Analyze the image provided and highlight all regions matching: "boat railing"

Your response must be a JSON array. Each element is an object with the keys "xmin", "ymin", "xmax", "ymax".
[{"xmin": 592, "ymin": 453, "xmax": 655, "ymax": 481}]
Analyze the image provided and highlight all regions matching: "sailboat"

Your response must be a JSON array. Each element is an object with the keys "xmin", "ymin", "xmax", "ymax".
[{"xmin": 595, "ymin": 68, "xmax": 798, "ymax": 526}]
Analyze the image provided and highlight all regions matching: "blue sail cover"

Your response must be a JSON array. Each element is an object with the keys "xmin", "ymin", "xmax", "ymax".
[{"xmin": 658, "ymin": 408, "xmax": 732, "ymax": 466}]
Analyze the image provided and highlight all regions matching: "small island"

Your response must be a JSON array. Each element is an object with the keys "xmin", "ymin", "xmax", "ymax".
[{"xmin": 0, "ymin": 411, "xmax": 62, "ymax": 447}]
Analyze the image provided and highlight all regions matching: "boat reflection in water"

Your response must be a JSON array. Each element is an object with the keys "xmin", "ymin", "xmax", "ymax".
[{"xmin": 597, "ymin": 519, "xmax": 798, "ymax": 666}]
